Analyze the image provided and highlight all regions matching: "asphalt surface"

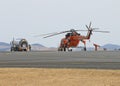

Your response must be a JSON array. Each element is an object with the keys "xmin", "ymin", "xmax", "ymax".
[{"xmin": 0, "ymin": 51, "xmax": 120, "ymax": 69}]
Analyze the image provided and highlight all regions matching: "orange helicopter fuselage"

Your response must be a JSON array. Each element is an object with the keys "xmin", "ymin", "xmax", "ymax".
[
  {"xmin": 59, "ymin": 30, "xmax": 92, "ymax": 49},
  {"xmin": 60, "ymin": 35, "xmax": 89, "ymax": 48},
  {"xmin": 67, "ymin": 36, "xmax": 80, "ymax": 47}
]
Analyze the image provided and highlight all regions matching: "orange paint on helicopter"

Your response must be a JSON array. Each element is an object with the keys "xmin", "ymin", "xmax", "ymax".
[{"xmin": 67, "ymin": 36, "xmax": 80, "ymax": 47}]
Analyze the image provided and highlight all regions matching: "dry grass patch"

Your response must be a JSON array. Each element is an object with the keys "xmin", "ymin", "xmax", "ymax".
[{"xmin": 0, "ymin": 68, "xmax": 120, "ymax": 86}]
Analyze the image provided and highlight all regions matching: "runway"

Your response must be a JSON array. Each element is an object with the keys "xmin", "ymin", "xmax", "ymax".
[{"xmin": 0, "ymin": 51, "xmax": 120, "ymax": 69}]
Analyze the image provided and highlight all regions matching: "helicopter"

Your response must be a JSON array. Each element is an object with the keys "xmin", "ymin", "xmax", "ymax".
[{"xmin": 40, "ymin": 22, "xmax": 109, "ymax": 51}]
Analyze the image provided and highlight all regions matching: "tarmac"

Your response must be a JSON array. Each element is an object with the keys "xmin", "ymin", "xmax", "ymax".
[{"xmin": 0, "ymin": 51, "xmax": 120, "ymax": 69}]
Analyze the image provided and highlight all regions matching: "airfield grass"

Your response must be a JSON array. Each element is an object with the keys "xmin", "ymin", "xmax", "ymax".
[{"xmin": 0, "ymin": 68, "xmax": 120, "ymax": 86}]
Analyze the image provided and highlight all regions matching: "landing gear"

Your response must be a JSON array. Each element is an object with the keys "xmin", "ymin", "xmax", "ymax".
[
  {"xmin": 58, "ymin": 47, "xmax": 72, "ymax": 52},
  {"xmin": 68, "ymin": 49, "xmax": 72, "ymax": 51},
  {"xmin": 63, "ymin": 47, "xmax": 66, "ymax": 51},
  {"xmin": 84, "ymin": 47, "xmax": 87, "ymax": 51},
  {"xmin": 58, "ymin": 47, "xmax": 66, "ymax": 51}
]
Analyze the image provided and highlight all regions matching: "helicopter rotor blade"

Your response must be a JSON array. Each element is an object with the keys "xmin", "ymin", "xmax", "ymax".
[
  {"xmin": 34, "ymin": 32, "xmax": 58, "ymax": 37},
  {"xmin": 92, "ymin": 28, "xmax": 99, "ymax": 30},
  {"xmin": 42, "ymin": 27, "xmax": 110, "ymax": 38},
  {"xmin": 86, "ymin": 22, "xmax": 92, "ymax": 30},
  {"xmin": 68, "ymin": 29, "xmax": 109, "ymax": 33},
  {"xmin": 77, "ymin": 29, "xmax": 109, "ymax": 33},
  {"xmin": 73, "ymin": 29, "xmax": 110, "ymax": 33},
  {"xmin": 89, "ymin": 22, "xmax": 92, "ymax": 29},
  {"xmin": 86, "ymin": 25, "xmax": 89, "ymax": 30},
  {"xmin": 93, "ymin": 31, "xmax": 110, "ymax": 33},
  {"xmin": 76, "ymin": 30, "xmax": 88, "ymax": 32},
  {"xmin": 34, "ymin": 30, "xmax": 70, "ymax": 38},
  {"xmin": 43, "ymin": 29, "xmax": 85, "ymax": 38},
  {"xmin": 43, "ymin": 30, "xmax": 70, "ymax": 38},
  {"xmin": 43, "ymin": 33, "xmax": 59, "ymax": 38}
]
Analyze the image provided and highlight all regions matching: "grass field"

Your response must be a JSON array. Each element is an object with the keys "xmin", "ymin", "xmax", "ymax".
[{"xmin": 0, "ymin": 68, "xmax": 120, "ymax": 86}]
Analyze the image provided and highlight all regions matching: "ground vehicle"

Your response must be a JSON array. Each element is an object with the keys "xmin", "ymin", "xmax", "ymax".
[
  {"xmin": 93, "ymin": 43, "xmax": 100, "ymax": 51},
  {"xmin": 10, "ymin": 38, "xmax": 31, "ymax": 51}
]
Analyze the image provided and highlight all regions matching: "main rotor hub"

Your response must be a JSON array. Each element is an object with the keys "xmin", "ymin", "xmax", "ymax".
[{"xmin": 70, "ymin": 29, "xmax": 76, "ymax": 32}]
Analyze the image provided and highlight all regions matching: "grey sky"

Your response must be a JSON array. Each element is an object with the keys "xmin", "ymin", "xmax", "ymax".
[{"xmin": 0, "ymin": 0, "xmax": 120, "ymax": 47}]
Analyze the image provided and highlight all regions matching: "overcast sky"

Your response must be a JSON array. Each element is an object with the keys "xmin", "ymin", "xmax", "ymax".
[{"xmin": 0, "ymin": 0, "xmax": 120, "ymax": 47}]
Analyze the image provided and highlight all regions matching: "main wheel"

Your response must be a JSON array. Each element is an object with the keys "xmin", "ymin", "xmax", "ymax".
[{"xmin": 63, "ymin": 47, "xmax": 66, "ymax": 51}]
